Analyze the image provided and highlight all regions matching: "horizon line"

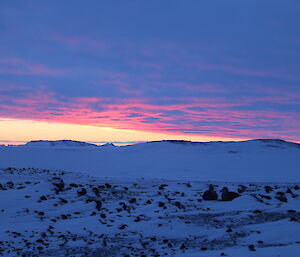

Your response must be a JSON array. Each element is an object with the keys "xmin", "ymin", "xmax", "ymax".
[{"xmin": 1, "ymin": 138, "xmax": 299, "ymax": 146}]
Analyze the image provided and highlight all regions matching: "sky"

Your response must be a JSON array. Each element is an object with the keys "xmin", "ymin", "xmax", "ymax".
[{"xmin": 0, "ymin": 0, "xmax": 300, "ymax": 144}]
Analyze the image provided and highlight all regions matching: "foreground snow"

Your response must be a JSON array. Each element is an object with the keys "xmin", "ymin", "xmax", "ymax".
[{"xmin": 0, "ymin": 167, "xmax": 299, "ymax": 256}]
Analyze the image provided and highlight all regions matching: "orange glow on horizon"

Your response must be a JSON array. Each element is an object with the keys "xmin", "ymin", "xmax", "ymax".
[{"xmin": 0, "ymin": 118, "xmax": 249, "ymax": 145}]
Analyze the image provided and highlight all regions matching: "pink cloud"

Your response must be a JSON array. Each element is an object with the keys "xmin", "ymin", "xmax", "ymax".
[
  {"xmin": 75, "ymin": 97, "xmax": 103, "ymax": 103},
  {"xmin": 0, "ymin": 88, "xmax": 299, "ymax": 142}
]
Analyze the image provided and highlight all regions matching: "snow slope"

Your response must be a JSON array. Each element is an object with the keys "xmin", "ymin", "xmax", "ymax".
[
  {"xmin": 0, "ymin": 139, "xmax": 299, "ymax": 182},
  {"xmin": 24, "ymin": 140, "xmax": 98, "ymax": 149},
  {"xmin": 0, "ymin": 167, "xmax": 299, "ymax": 257}
]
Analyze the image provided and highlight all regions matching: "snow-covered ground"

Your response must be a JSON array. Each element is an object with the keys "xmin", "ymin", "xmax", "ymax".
[
  {"xmin": 0, "ymin": 139, "xmax": 299, "ymax": 256},
  {"xmin": 0, "ymin": 167, "xmax": 299, "ymax": 256},
  {"xmin": 0, "ymin": 139, "xmax": 299, "ymax": 182}
]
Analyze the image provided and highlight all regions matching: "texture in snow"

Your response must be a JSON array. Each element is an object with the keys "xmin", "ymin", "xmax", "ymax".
[{"xmin": 0, "ymin": 167, "xmax": 299, "ymax": 256}]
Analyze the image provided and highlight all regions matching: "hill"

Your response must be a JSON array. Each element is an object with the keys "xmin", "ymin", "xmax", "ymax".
[{"xmin": 0, "ymin": 139, "xmax": 299, "ymax": 182}]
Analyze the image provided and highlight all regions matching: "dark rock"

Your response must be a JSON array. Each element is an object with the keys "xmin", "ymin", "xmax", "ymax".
[
  {"xmin": 252, "ymin": 210, "xmax": 262, "ymax": 214},
  {"xmin": 61, "ymin": 214, "xmax": 68, "ymax": 219},
  {"xmin": 174, "ymin": 201, "xmax": 183, "ymax": 209},
  {"xmin": 52, "ymin": 177, "xmax": 65, "ymax": 191},
  {"xmin": 158, "ymin": 202, "xmax": 165, "ymax": 208},
  {"xmin": 92, "ymin": 187, "xmax": 99, "ymax": 196},
  {"xmin": 180, "ymin": 243, "xmax": 186, "ymax": 250},
  {"xmin": 158, "ymin": 184, "xmax": 168, "ymax": 190},
  {"xmin": 290, "ymin": 217, "xmax": 298, "ymax": 222},
  {"xmin": 59, "ymin": 198, "xmax": 68, "ymax": 204},
  {"xmin": 275, "ymin": 192, "xmax": 287, "ymax": 202},
  {"xmin": 105, "ymin": 183, "xmax": 112, "ymax": 189},
  {"xmin": 238, "ymin": 185, "xmax": 247, "ymax": 193},
  {"xmin": 95, "ymin": 200, "xmax": 102, "ymax": 211},
  {"xmin": 261, "ymin": 195, "xmax": 272, "ymax": 200},
  {"xmin": 7, "ymin": 181, "xmax": 14, "ymax": 188},
  {"xmin": 226, "ymin": 226, "xmax": 232, "ymax": 232},
  {"xmin": 119, "ymin": 224, "xmax": 128, "ymax": 230},
  {"xmin": 248, "ymin": 245, "xmax": 256, "ymax": 251},
  {"xmin": 77, "ymin": 188, "xmax": 87, "ymax": 196},
  {"xmin": 40, "ymin": 196, "xmax": 47, "ymax": 201},
  {"xmin": 264, "ymin": 186, "xmax": 273, "ymax": 193},
  {"xmin": 129, "ymin": 198, "xmax": 137, "ymax": 204}
]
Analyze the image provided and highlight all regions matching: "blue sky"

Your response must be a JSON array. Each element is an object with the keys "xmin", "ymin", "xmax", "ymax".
[{"xmin": 0, "ymin": 0, "xmax": 300, "ymax": 142}]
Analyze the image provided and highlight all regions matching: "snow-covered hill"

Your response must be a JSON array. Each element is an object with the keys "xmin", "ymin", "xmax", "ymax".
[
  {"xmin": 0, "ymin": 139, "xmax": 299, "ymax": 182},
  {"xmin": 24, "ymin": 140, "xmax": 98, "ymax": 149}
]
